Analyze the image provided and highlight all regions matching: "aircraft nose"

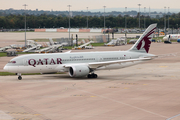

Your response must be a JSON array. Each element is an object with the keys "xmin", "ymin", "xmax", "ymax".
[{"xmin": 3, "ymin": 65, "xmax": 9, "ymax": 72}]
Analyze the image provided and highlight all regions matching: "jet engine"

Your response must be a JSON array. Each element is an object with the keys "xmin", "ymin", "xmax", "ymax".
[{"xmin": 69, "ymin": 65, "xmax": 90, "ymax": 77}]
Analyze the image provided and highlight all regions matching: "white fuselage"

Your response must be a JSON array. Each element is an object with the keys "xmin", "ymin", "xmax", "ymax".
[
  {"xmin": 163, "ymin": 34, "xmax": 180, "ymax": 41},
  {"xmin": 4, "ymin": 51, "xmax": 153, "ymax": 74}
]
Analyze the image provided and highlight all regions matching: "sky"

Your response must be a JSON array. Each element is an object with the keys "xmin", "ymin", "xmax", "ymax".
[{"xmin": 0, "ymin": 0, "xmax": 180, "ymax": 12}]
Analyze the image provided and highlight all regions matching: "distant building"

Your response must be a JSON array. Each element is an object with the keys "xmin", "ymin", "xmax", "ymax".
[{"xmin": 150, "ymin": 13, "xmax": 163, "ymax": 18}]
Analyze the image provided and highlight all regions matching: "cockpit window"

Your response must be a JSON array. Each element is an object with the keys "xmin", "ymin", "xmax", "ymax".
[{"xmin": 8, "ymin": 61, "xmax": 16, "ymax": 63}]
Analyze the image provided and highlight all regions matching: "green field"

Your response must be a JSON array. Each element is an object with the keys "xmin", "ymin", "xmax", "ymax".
[
  {"xmin": 0, "ymin": 52, "xmax": 7, "ymax": 57},
  {"xmin": 0, "ymin": 52, "xmax": 35, "ymax": 57},
  {"xmin": 0, "ymin": 72, "xmax": 41, "ymax": 76},
  {"xmin": 0, "ymin": 72, "xmax": 65, "ymax": 76}
]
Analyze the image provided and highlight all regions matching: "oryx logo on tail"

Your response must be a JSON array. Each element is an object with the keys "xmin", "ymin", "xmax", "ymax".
[
  {"xmin": 136, "ymin": 28, "xmax": 155, "ymax": 53},
  {"xmin": 128, "ymin": 23, "xmax": 157, "ymax": 53}
]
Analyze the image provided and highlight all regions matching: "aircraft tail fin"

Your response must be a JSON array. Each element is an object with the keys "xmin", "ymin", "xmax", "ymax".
[{"xmin": 128, "ymin": 23, "xmax": 157, "ymax": 53}]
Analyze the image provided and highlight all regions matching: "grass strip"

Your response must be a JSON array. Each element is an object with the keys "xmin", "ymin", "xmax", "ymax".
[{"xmin": 0, "ymin": 72, "xmax": 65, "ymax": 76}]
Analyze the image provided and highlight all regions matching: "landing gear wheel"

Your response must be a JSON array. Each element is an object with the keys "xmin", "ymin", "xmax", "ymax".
[
  {"xmin": 18, "ymin": 76, "xmax": 22, "ymax": 80},
  {"xmin": 93, "ymin": 74, "xmax": 98, "ymax": 78},
  {"xmin": 88, "ymin": 74, "xmax": 92, "ymax": 78},
  {"xmin": 87, "ymin": 74, "xmax": 98, "ymax": 78}
]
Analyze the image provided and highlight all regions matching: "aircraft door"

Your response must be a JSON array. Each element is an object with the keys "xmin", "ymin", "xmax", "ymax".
[
  {"xmin": 98, "ymin": 57, "xmax": 103, "ymax": 62},
  {"xmin": 23, "ymin": 59, "xmax": 28, "ymax": 66},
  {"xmin": 126, "ymin": 55, "xmax": 132, "ymax": 59},
  {"xmin": 123, "ymin": 54, "xmax": 132, "ymax": 59}
]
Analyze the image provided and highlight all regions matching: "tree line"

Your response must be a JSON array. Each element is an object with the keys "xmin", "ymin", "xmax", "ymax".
[{"xmin": 0, "ymin": 13, "xmax": 180, "ymax": 29}]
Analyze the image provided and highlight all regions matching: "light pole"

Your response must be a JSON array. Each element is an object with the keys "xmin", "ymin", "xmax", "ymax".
[
  {"xmin": 149, "ymin": 7, "xmax": 150, "ymax": 17},
  {"xmin": 176, "ymin": 24, "xmax": 178, "ymax": 34},
  {"xmin": 67, "ymin": 5, "xmax": 71, "ymax": 46},
  {"xmin": 103, "ymin": 6, "xmax": 106, "ymax": 36},
  {"xmin": 144, "ymin": 7, "xmax": 146, "ymax": 28},
  {"xmin": 125, "ymin": 7, "xmax": 127, "ymax": 29},
  {"xmin": 138, "ymin": 4, "xmax": 141, "ymax": 28},
  {"xmin": 168, "ymin": 7, "xmax": 169, "ymax": 30},
  {"xmin": 164, "ymin": 7, "xmax": 166, "ymax": 35},
  {"xmin": 23, "ymin": 4, "xmax": 28, "ymax": 48},
  {"xmin": 87, "ymin": 7, "xmax": 88, "ymax": 29}
]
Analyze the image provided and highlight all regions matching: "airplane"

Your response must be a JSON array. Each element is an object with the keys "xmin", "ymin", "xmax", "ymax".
[
  {"xmin": 74, "ymin": 41, "xmax": 94, "ymax": 49},
  {"xmin": 163, "ymin": 34, "xmax": 180, "ymax": 41},
  {"xmin": 3, "ymin": 23, "xmax": 157, "ymax": 80}
]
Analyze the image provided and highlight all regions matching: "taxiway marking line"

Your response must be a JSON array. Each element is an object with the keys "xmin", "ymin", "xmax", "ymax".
[
  {"xmin": 75, "ymin": 88, "xmax": 168, "ymax": 119},
  {"xmin": 166, "ymin": 114, "xmax": 180, "ymax": 120}
]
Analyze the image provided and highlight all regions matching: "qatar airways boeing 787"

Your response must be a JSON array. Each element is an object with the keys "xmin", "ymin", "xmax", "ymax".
[{"xmin": 4, "ymin": 23, "xmax": 157, "ymax": 80}]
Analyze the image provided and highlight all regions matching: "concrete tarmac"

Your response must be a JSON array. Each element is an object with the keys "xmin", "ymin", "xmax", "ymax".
[
  {"xmin": 1, "ymin": 61, "xmax": 180, "ymax": 120},
  {"xmin": 0, "ymin": 36, "xmax": 180, "ymax": 119},
  {"xmin": 0, "ymin": 32, "xmax": 137, "ymax": 41},
  {"xmin": 0, "ymin": 32, "xmax": 139, "ymax": 47}
]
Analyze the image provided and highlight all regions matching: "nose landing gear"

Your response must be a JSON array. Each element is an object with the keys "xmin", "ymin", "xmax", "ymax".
[
  {"xmin": 18, "ymin": 76, "xmax": 22, "ymax": 80},
  {"xmin": 17, "ymin": 73, "xmax": 22, "ymax": 80}
]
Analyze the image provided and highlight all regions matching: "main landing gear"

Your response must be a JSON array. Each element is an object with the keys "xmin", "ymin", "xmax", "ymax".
[
  {"xmin": 16, "ymin": 73, "xmax": 22, "ymax": 80},
  {"xmin": 87, "ymin": 73, "xmax": 98, "ymax": 78}
]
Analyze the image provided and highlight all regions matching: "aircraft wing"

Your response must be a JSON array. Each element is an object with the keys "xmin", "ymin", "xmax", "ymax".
[
  {"xmin": 63, "ymin": 57, "xmax": 151, "ymax": 69},
  {"xmin": 88, "ymin": 57, "xmax": 151, "ymax": 69}
]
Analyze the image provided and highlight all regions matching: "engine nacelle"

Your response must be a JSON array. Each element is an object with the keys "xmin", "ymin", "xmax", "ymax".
[{"xmin": 69, "ymin": 65, "xmax": 90, "ymax": 77}]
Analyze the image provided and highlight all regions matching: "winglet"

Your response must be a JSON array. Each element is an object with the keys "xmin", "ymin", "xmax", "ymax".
[{"xmin": 128, "ymin": 23, "xmax": 157, "ymax": 53}]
